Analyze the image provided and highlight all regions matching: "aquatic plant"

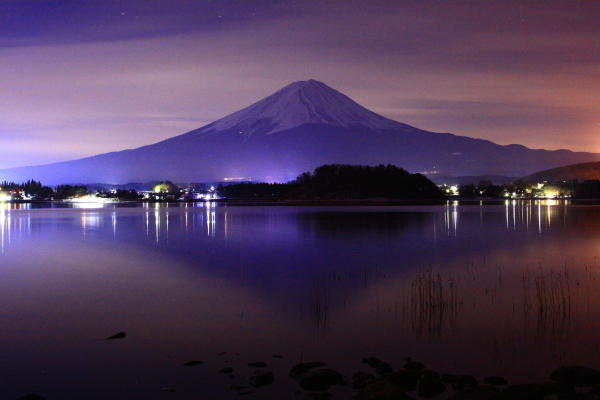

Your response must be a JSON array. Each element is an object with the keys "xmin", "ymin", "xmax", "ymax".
[
  {"xmin": 523, "ymin": 264, "xmax": 571, "ymax": 356},
  {"xmin": 310, "ymin": 274, "xmax": 331, "ymax": 339},
  {"xmin": 410, "ymin": 269, "xmax": 462, "ymax": 337},
  {"xmin": 523, "ymin": 264, "xmax": 570, "ymax": 318}
]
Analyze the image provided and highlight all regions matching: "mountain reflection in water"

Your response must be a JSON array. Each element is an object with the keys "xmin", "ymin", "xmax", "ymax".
[{"xmin": 1, "ymin": 201, "xmax": 600, "ymax": 399}]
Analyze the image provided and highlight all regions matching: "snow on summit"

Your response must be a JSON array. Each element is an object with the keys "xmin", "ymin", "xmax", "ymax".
[{"xmin": 199, "ymin": 79, "xmax": 414, "ymax": 136}]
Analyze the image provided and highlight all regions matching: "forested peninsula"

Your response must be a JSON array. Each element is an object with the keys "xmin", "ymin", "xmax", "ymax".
[{"xmin": 217, "ymin": 164, "xmax": 445, "ymax": 200}]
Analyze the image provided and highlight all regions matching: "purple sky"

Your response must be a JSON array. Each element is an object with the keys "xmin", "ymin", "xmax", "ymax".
[{"xmin": 2, "ymin": 0, "xmax": 599, "ymax": 169}]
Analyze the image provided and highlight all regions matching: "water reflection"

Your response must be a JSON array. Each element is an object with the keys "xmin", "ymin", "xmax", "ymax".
[
  {"xmin": 297, "ymin": 211, "xmax": 434, "ymax": 237},
  {"xmin": 0, "ymin": 205, "xmax": 8, "ymax": 252},
  {"xmin": 2, "ymin": 201, "xmax": 600, "ymax": 396},
  {"xmin": 81, "ymin": 212, "xmax": 101, "ymax": 232},
  {"xmin": 0, "ymin": 200, "xmax": 582, "ymax": 245},
  {"xmin": 446, "ymin": 201, "xmax": 458, "ymax": 236},
  {"xmin": 502, "ymin": 199, "xmax": 570, "ymax": 233}
]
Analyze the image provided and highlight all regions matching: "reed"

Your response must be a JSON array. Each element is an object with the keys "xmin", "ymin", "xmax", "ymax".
[
  {"xmin": 410, "ymin": 269, "xmax": 461, "ymax": 337},
  {"xmin": 523, "ymin": 264, "xmax": 570, "ymax": 318},
  {"xmin": 523, "ymin": 264, "xmax": 571, "ymax": 351},
  {"xmin": 310, "ymin": 274, "xmax": 330, "ymax": 339}
]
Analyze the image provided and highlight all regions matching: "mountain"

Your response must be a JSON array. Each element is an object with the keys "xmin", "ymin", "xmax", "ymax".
[
  {"xmin": 1, "ymin": 79, "xmax": 600, "ymax": 185},
  {"xmin": 522, "ymin": 161, "xmax": 600, "ymax": 182}
]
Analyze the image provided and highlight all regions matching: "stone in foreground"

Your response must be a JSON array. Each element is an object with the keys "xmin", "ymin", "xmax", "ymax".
[{"xmin": 248, "ymin": 371, "xmax": 274, "ymax": 387}]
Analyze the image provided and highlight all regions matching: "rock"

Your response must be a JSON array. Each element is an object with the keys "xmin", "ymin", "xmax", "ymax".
[
  {"xmin": 16, "ymin": 396, "xmax": 46, "ymax": 400},
  {"xmin": 504, "ymin": 382, "xmax": 575, "ymax": 400},
  {"xmin": 296, "ymin": 368, "xmax": 346, "ymax": 392},
  {"xmin": 289, "ymin": 362, "xmax": 327, "ymax": 378},
  {"xmin": 387, "ymin": 370, "xmax": 420, "ymax": 391},
  {"xmin": 483, "ymin": 376, "xmax": 508, "ymax": 386},
  {"xmin": 230, "ymin": 385, "xmax": 250, "ymax": 391},
  {"xmin": 248, "ymin": 371, "xmax": 274, "ymax": 387},
  {"xmin": 248, "ymin": 361, "xmax": 268, "ymax": 368},
  {"xmin": 449, "ymin": 384, "xmax": 503, "ymax": 400},
  {"xmin": 377, "ymin": 362, "xmax": 394, "ymax": 377},
  {"xmin": 305, "ymin": 393, "xmax": 333, "ymax": 400},
  {"xmin": 550, "ymin": 366, "xmax": 600, "ymax": 387},
  {"xmin": 543, "ymin": 395, "xmax": 600, "ymax": 400},
  {"xmin": 182, "ymin": 360, "xmax": 202, "ymax": 366},
  {"xmin": 417, "ymin": 371, "xmax": 446, "ymax": 398},
  {"xmin": 451, "ymin": 375, "xmax": 479, "ymax": 390},
  {"xmin": 354, "ymin": 379, "xmax": 415, "ymax": 400},
  {"xmin": 363, "ymin": 357, "xmax": 383, "ymax": 368},
  {"xmin": 104, "ymin": 331, "xmax": 126, "ymax": 340},
  {"xmin": 404, "ymin": 361, "xmax": 425, "ymax": 371},
  {"xmin": 442, "ymin": 374, "xmax": 456, "ymax": 384},
  {"xmin": 216, "ymin": 367, "xmax": 234, "ymax": 374},
  {"xmin": 420, "ymin": 370, "xmax": 440, "ymax": 379},
  {"xmin": 351, "ymin": 371, "xmax": 378, "ymax": 389}
]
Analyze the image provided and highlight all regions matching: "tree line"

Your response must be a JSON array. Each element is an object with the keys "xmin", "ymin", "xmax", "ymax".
[
  {"xmin": 456, "ymin": 179, "xmax": 600, "ymax": 199},
  {"xmin": 0, "ymin": 180, "xmax": 55, "ymax": 199},
  {"xmin": 217, "ymin": 164, "xmax": 445, "ymax": 200}
]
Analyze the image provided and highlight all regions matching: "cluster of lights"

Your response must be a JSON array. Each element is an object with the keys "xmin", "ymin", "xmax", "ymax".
[{"xmin": 223, "ymin": 177, "xmax": 253, "ymax": 182}]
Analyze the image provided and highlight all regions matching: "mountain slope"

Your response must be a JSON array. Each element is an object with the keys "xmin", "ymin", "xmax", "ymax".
[
  {"xmin": 523, "ymin": 161, "xmax": 600, "ymax": 182},
  {"xmin": 198, "ymin": 79, "xmax": 414, "ymax": 136},
  {"xmin": 1, "ymin": 80, "xmax": 599, "ymax": 185}
]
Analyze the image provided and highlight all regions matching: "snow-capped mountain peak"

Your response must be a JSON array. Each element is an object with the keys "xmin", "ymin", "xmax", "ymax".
[{"xmin": 198, "ymin": 79, "xmax": 414, "ymax": 136}]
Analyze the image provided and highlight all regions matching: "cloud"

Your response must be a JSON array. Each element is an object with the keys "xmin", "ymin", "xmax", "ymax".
[{"xmin": 0, "ymin": 0, "xmax": 599, "ymax": 169}]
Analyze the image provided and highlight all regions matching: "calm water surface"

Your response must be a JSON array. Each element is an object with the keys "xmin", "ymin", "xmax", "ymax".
[{"xmin": 1, "ymin": 201, "xmax": 600, "ymax": 399}]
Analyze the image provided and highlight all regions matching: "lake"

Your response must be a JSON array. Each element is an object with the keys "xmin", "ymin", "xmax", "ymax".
[{"xmin": 1, "ymin": 201, "xmax": 600, "ymax": 399}]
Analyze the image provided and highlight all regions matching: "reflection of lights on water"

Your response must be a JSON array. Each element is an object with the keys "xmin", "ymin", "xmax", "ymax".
[
  {"xmin": 513, "ymin": 200, "xmax": 517, "ymax": 230},
  {"xmin": 444, "ymin": 201, "xmax": 458, "ymax": 237},
  {"xmin": 144, "ymin": 203, "xmax": 174, "ymax": 243},
  {"xmin": 499, "ymin": 199, "xmax": 570, "ymax": 234},
  {"xmin": 538, "ymin": 201, "xmax": 542, "ymax": 234},
  {"xmin": 81, "ymin": 212, "xmax": 101, "ymax": 233},
  {"xmin": 155, "ymin": 210, "xmax": 160, "ymax": 243},
  {"xmin": 0, "ymin": 206, "xmax": 6, "ymax": 252},
  {"xmin": 505, "ymin": 200, "xmax": 510, "ymax": 229},
  {"xmin": 453, "ymin": 203, "xmax": 458, "ymax": 236},
  {"xmin": 207, "ymin": 210, "xmax": 216, "ymax": 237}
]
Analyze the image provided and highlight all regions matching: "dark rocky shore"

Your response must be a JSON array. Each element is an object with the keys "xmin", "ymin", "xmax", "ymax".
[{"xmin": 14, "ymin": 357, "xmax": 600, "ymax": 400}]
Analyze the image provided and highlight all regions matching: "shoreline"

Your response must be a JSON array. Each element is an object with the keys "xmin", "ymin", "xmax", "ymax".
[{"xmin": 5, "ymin": 198, "xmax": 600, "ymax": 207}]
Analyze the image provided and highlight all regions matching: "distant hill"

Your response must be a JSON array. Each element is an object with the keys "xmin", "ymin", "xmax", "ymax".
[
  {"xmin": 1, "ymin": 79, "xmax": 599, "ymax": 185},
  {"xmin": 218, "ymin": 164, "xmax": 445, "ymax": 200},
  {"xmin": 429, "ymin": 175, "xmax": 517, "ymax": 186},
  {"xmin": 523, "ymin": 161, "xmax": 600, "ymax": 182}
]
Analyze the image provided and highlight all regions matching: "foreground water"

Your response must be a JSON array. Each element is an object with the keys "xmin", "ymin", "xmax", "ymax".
[{"xmin": 1, "ymin": 201, "xmax": 600, "ymax": 399}]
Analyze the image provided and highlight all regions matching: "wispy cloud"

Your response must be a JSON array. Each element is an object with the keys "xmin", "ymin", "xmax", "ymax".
[{"xmin": 0, "ymin": 0, "xmax": 599, "ymax": 169}]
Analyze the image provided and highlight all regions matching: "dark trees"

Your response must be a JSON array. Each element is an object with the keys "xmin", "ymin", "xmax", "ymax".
[{"xmin": 219, "ymin": 164, "xmax": 445, "ymax": 200}]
